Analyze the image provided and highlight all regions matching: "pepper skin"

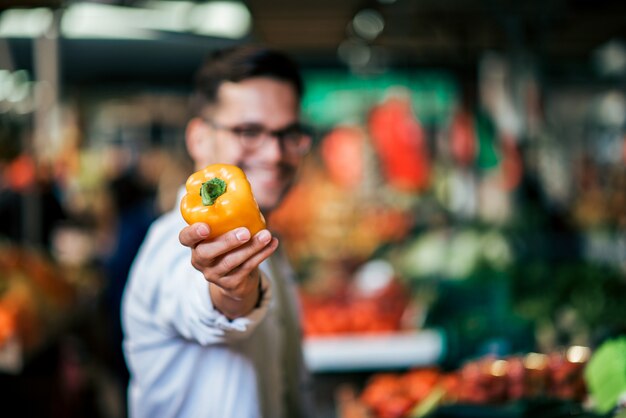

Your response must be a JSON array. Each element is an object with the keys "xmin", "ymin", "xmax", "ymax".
[{"xmin": 180, "ymin": 164, "xmax": 266, "ymax": 239}]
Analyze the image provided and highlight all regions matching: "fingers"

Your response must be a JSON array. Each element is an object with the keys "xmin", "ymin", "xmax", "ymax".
[
  {"xmin": 216, "ymin": 237, "xmax": 279, "ymax": 299},
  {"xmin": 194, "ymin": 227, "xmax": 252, "ymax": 260},
  {"xmin": 189, "ymin": 227, "xmax": 277, "ymax": 286},
  {"xmin": 179, "ymin": 223, "xmax": 211, "ymax": 248}
]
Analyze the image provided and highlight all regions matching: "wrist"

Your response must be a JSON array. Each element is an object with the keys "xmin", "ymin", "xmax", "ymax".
[{"xmin": 209, "ymin": 271, "xmax": 261, "ymax": 320}]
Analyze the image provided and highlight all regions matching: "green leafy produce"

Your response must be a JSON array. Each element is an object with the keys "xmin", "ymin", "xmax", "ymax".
[{"xmin": 584, "ymin": 336, "xmax": 626, "ymax": 414}]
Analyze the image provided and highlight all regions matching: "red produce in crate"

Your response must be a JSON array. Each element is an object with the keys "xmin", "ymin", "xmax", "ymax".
[
  {"xmin": 368, "ymin": 95, "xmax": 431, "ymax": 192},
  {"xmin": 320, "ymin": 125, "xmax": 365, "ymax": 189}
]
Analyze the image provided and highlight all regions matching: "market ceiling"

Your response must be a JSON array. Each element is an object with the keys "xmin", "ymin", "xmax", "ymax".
[{"xmin": 1, "ymin": 0, "xmax": 625, "ymax": 86}]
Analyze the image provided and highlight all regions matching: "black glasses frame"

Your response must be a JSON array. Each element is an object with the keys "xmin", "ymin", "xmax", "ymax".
[{"xmin": 203, "ymin": 119, "xmax": 313, "ymax": 156}]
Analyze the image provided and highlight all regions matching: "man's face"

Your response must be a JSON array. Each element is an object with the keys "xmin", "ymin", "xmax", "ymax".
[{"xmin": 186, "ymin": 77, "xmax": 306, "ymax": 213}]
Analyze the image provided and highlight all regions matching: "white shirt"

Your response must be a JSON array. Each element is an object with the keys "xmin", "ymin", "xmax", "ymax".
[{"xmin": 121, "ymin": 189, "xmax": 313, "ymax": 418}]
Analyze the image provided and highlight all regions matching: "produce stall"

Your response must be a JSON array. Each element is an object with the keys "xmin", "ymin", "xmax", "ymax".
[
  {"xmin": 267, "ymin": 66, "xmax": 626, "ymax": 418},
  {"xmin": 0, "ymin": 242, "xmax": 101, "ymax": 374}
]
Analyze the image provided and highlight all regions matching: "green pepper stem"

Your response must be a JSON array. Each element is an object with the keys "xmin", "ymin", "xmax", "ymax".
[{"xmin": 200, "ymin": 178, "xmax": 227, "ymax": 206}]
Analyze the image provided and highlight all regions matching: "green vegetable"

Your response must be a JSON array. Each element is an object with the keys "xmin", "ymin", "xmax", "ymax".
[{"xmin": 584, "ymin": 336, "xmax": 626, "ymax": 413}]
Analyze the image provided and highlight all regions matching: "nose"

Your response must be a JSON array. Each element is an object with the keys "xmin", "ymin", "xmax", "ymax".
[{"xmin": 259, "ymin": 132, "xmax": 285, "ymax": 160}]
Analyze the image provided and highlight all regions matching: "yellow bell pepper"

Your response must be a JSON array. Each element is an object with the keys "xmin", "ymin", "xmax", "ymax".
[{"xmin": 180, "ymin": 164, "xmax": 266, "ymax": 239}]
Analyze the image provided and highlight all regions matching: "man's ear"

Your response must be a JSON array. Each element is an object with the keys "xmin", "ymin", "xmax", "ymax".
[{"xmin": 185, "ymin": 117, "xmax": 210, "ymax": 165}]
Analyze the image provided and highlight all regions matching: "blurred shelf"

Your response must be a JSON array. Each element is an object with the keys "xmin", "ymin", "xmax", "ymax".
[{"xmin": 303, "ymin": 329, "xmax": 444, "ymax": 373}]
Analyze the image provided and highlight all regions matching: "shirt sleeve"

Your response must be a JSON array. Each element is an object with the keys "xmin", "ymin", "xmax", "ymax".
[{"xmin": 155, "ymin": 257, "xmax": 273, "ymax": 345}]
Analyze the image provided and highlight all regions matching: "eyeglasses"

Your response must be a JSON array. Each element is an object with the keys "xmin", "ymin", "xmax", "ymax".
[{"xmin": 204, "ymin": 119, "xmax": 313, "ymax": 156}]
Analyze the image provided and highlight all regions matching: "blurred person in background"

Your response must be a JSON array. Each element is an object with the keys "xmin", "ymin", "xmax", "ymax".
[
  {"xmin": 121, "ymin": 45, "xmax": 315, "ymax": 418},
  {"xmin": 100, "ymin": 159, "xmax": 158, "ymax": 395},
  {"xmin": 0, "ymin": 158, "xmax": 67, "ymax": 249}
]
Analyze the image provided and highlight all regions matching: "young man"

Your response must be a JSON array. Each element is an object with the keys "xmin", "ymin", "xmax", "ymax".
[{"xmin": 121, "ymin": 45, "xmax": 314, "ymax": 418}]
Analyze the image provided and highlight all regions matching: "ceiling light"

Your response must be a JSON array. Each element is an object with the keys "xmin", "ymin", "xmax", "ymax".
[
  {"xmin": 61, "ymin": 3, "xmax": 158, "ymax": 40},
  {"xmin": 0, "ymin": 8, "xmax": 53, "ymax": 38},
  {"xmin": 188, "ymin": 1, "xmax": 251, "ymax": 39},
  {"xmin": 338, "ymin": 38, "xmax": 371, "ymax": 67},
  {"xmin": 139, "ymin": 0, "xmax": 195, "ymax": 32},
  {"xmin": 5, "ymin": 1, "xmax": 251, "ymax": 41},
  {"xmin": 352, "ymin": 9, "xmax": 384, "ymax": 41},
  {"xmin": 594, "ymin": 39, "xmax": 626, "ymax": 77}
]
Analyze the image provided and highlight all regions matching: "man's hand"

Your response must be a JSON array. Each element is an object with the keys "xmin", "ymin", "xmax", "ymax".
[{"xmin": 179, "ymin": 222, "xmax": 278, "ymax": 319}]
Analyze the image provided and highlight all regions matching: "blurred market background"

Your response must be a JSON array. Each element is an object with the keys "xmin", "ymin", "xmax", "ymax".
[{"xmin": 0, "ymin": 0, "xmax": 625, "ymax": 417}]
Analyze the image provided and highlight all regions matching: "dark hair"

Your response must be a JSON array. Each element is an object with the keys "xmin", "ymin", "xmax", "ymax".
[{"xmin": 190, "ymin": 44, "xmax": 304, "ymax": 117}]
